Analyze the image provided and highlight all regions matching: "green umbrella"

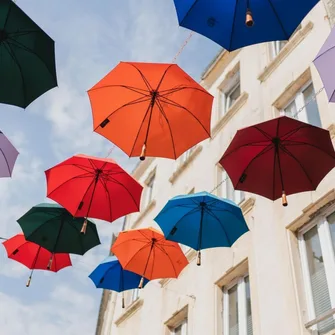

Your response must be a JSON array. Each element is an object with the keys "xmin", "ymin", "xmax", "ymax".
[
  {"xmin": 17, "ymin": 203, "xmax": 101, "ymax": 258},
  {"xmin": 0, "ymin": 0, "xmax": 57, "ymax": 108}
]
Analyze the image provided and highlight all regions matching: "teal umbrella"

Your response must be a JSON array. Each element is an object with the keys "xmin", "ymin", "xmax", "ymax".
[
  {"xmin": 0, "ymin": 0, "xmax": 57, "ymax": 108},
  {"xmin": 17, "ymin": 203, "xmax": 101, "ymax": 260}
]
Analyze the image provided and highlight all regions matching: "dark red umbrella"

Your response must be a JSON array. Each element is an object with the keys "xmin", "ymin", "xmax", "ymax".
[
  {"xmin": 45, "ymin": 154, "xmax": 143, "ymax": 233},
  {"xmin": 2, "ymin": 234, "xmax": 71, "ymax": 287},
  {"xmin": 219, "ymin": 116, "xmax": 335, "ymax": 206}
]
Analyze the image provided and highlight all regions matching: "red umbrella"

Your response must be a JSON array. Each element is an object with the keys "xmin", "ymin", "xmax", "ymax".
[
  {"xmin": 219, "ymin": 116, "xmax": 335, "ymax": 206},
  {"xmin": 2, "ymin": 234, "xmax": 71, "ymax": 287},
  {"xmin": 45, "ymin": 154, "xmax": 143, "ymax": 233}
]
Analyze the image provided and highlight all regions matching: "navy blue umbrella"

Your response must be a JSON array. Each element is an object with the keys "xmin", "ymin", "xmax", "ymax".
[
  {"xmin": 154, "ymin": 192, "xmax": 249, "ymax": 265},
  {"xmin": 89, "ymin": 256, "xmax": 149, "ymax": 308},
  {"xmin": 172, "ymin": 0, "xmax": 319, "ymax": 51}
]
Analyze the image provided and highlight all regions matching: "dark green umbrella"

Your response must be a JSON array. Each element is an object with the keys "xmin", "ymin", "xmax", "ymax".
[
  {"xmin": 0, "ymin": 0, "xmax": 57, "ymax": 108},
  {"xmin": 17, "ymin": 203, "xmax": 101, "ymax": 257}
]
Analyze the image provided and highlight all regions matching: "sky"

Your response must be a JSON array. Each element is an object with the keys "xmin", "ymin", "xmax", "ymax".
[{"xmin": 0, "ymin": 1, "xmax": 221, "ymax": 334}]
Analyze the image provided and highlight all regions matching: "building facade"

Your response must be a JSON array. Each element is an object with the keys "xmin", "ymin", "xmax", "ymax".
[{"xmin": 95, "ymin": 3, "xmax": 335, "ymax": 335}]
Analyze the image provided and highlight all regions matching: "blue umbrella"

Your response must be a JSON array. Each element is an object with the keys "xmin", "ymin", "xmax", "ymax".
[
  {"xmin": 88, "ymin": 256, "xmax": 149, "ymax": 308},
  {"xmin": 154, "ymin": 192, "xmax": 249, "ymax": 265},
  {"xmin": 172, "ymin": 0, "xmax": 319, "ymax": 51}
]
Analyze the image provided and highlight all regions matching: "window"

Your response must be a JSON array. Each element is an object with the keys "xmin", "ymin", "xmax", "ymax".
[
  {"xmin": 126, "ymin": 288, "xmax": 139, "ymax": 307},
  {"xmin": 219, "ymin": 71, "xmax": 241, "ymax": 118},
  {"xmin": 298, "ymin": 211, "xmax": 335, "ymax": 334},
  {"xmin": 175, "ymin": 146, "xmax": 196, "ymax": 171},
  {"xmin": 223, "ymin": 275, "xmax": 253, "ymax": 335},
  {"xmin": 218, "ymin": 167, "xmax": 245, "ymax": 204},
  {"xmin": 270, "ymin": 40, "xmax": 287, "ymax": 59},
  {"xmin": 282, "ymin": 82, "xmax": 322, "ymax": 127},
  {"xmin": 172, "ymin": 319, "xmax": 187, "ymax": 335},
  {"xmin": 142, "ymin": 172, "xmax": 155, "ymax": 208}
]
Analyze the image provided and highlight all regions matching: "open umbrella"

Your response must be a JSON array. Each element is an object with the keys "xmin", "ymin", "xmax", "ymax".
[
  {"xmin": 0, "ymin": 131, "xmax": 19, "ymax": 177},
  {"xmin": 112, "ymin": 228, "xmax": 188, "ymax": 288},
  {"xmin": 0, "ymin": 0, "xmax": 57, "ymax": 108},
  {"xmin": 17, "ymin": 203, "xmax": 101, "ymax": 256},
  {"xmin": 89, "ymin": 255, "xmax": 149, "ymax": 308},
  {"xmin": 154, "ymin": 192, "xmax": 249, "ymax": 265},
  {"xmin": 172, "ymin": 0, "xmax": 319, "ymax": 51},
  {"xmin": 2, "ymin": 234, "xmax": 71, "ymax": 287},
  {"xmin": 88, "ymin": 62, "xmax": 213, "ymax": 160},
  {"xmin": 219, "ymin": 116, "xmax": 335, "ymax": 206},
  {"xmin": 313, "ymin": 26, "xmax": 335, "ymax": 102},
  {"xmin": 45, "ymin": 154, "xmax": 143, "ymax": 232}
]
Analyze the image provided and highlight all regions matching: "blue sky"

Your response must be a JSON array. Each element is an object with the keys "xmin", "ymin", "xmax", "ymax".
[{"xmin": 0, "ymin": 1, "xmax": 220, "ymax": 334}]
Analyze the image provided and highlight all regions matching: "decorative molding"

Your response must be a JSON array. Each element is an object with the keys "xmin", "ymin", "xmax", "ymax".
[
  {"xmin": 131, "ymin": 200, "xmax": 156, "ymax": 229},
  {"xmin": 164, "ymin": 305, "xmax": 188, "ymax": 327},
  {"xmin": 287, "ymin": 189, "xmax": 335, "ymax": 232},
  {"xmin": 132, "ymin": 157, "xmax": 155, "ymax": 179},
  {"xmin": 272, "ymin": 68, "xmax": 311, "ymax": 110},
  {"xmin": 240, "ymin": 197, "xmax": 256, "ymax": 216},
  {"xmin": 169, "ymin": 146, "xmax": 203, "ymax": 184},
  {"xmin": 114, "ymin": 298, "xmax": 144, "ymax": 326},
  {"xmin": 215, "ymin": 258, "xmax": 249, "ymax": 288},
  {"xmin": 211, "ymin": 91, "xmax": 248, "ymax": 139},
  {"xmin": 258, "ymin": 21, "xmax": 314, "ymax": 83}
]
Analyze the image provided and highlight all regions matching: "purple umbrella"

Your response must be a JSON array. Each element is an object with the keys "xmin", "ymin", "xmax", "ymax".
[
  {"xmin": 313, "ymin": 28, "xmax": 335, "ymax": 102},
  {"xmin": 0, "ymin": 132, "xmax": 19, "ymax": 177}
]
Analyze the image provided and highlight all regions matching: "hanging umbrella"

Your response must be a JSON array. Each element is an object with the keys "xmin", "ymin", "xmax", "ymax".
[
  {"xmin": 88, "ymin": 255, "xmax": 149, "ymax": 308},
  {"xmin": 0, "ymin": 0, "xmax": 57, "ymax": 108},
  {"xmin": 17, "ymin": 203, "xmax": 101, "ymax": 256},
  {"xmin": 154, "ymin": 192, "xmax": 248, "ymax": 266},
  {"xmin": 2, "ymin": 234, "xmax": 71, "ymax": 287},
  {"xmin": 219, "ymin": 116, "xmax": 335, "ymax": 206},
  {"xmin": 88, "ymin": 62, "xmax": 213, "ymax": 160},
  {"xmin": 172, "ymin": 0, "xmax": 319, "ymax": 51},
  {"xmin": 45, "ymin": 154, "xmax": 143, "ymax": 232},
  {"xmin": 0, "ymin": 131, "xmax": 19, "ymax": 177},
  {"xmin": 313, "ymin": 27, "xmax": 335, "ymax": 102},
  {"xmin": 112, "ymin": 227, "xmax": 188, "ymax": 288}
]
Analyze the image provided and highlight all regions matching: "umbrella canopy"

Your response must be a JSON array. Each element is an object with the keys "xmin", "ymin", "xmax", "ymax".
[
  {"xmin": 219, "ymin": 116, "xmax": 335, "ymax": 206},
  {"xmin": 89, "ymin": 255, "xmax": 149, "ymax": 308},
  {"xmin": 314, "ymin": 27, "xmax": 335, "ymax": 102},
  {"xmin": 45, "ymin": 154, "xmax": 143, "ymax": 231},
  {"xmin": 0, "ymin": 131, "xmax": 19, "ymax": 177},
  {"xmin": 154, "ymin": 192, "xmax": 248, "ymax": 265},
  {"xmin": 0, "ymin": 0, "xmax": 57, "ymax": 108},
  {"xmin": 112, "ymin": 227, "xmax": 188, "ymax": 288},
  {"xmin": 17, "ymin": 203, "xmax": 101, "ymax": 255},
  {"xmin": 2, "ymin": 234, "xmax": 71, "ymax": 286},
  {"xmin": 88, "ymin": 62, "xmax": 213, "ymax": 160},
  {"xmin": 172, "ymin": 0, "xmax": 319, "ymax": 51}
]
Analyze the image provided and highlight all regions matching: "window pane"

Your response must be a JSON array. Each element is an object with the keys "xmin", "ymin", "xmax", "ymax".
[
  {"xmin": 328, "ymin": 212, "xmax": 335, "ymax": 253},
  {"xmin": 284, "ymin": 100, "xmax": 297, "ymax": 119},
  {"xmin": 245, "ymin": 276, "xmax": 253, "ymax": 335},
  {"xmin": 303, "ymin": 84, "xmax": 322, "ymax": 127},
  {"xmin": 227, "ymin": 84, "xmax": 241, "ymax": 109},
  {"xmin": 228, "ymin": 285, "xmax": 239, "ymax": 335},
  {"xmin": 226, "ymin": 178, "xmax": 234, "ymax": 201},
  {"xmin": 304, "ymin": 226, "xmax": 334, "ymax": 334}
]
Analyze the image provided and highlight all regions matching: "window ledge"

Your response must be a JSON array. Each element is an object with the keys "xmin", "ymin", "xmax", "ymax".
[
  {"xmin": 114, "ymin": 298, "xmax": 144, "ymax": 326},
  {"xmin": 305, "ymin": 307, "xmax": 335, "ymax": 331},
  {"xmin": 211, "ymin": 91, "xmax": 248, "ymax": 139},
  {"xmin": 131, "ymin": 200, "xmax": 156, "ymax": 229},
  {"xmin": 328, "ymin": 123, "xmax": 335, "ymax": 139},
  {"xmin": 258, "ymin": 21, "xmax": 313, "ymax": 83},
  {"xmin": 169, "ymin": 146, "xmax": 203, "ymax": 184},
  {"xmin": 240, "ymin": 197, "xmax": 256, "ymax": 215}
]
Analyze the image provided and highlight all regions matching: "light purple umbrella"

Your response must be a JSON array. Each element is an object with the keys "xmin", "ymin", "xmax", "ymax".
[
  {"xmin": 313, "ymin": 27, "xmax": 335, "ymax": 102},
  {"xmin": 0, "ymin": 132, "xmax": 19, "ymax": 177}
]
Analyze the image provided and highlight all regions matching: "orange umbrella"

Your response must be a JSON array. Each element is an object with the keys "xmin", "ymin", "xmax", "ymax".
[
  {"xmin": 88, "ymin": 62, "xmax": 213, "ymax": 160},
  {"xmin": 111, "ymin": 227, "xmax": 188, "ymax": 288}
]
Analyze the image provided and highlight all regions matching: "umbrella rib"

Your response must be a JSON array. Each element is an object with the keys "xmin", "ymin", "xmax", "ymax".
[
  {"xmin": 3, "ymin": 2, "xmax": 12, "ymax": 29},
  {"xmin": 3, "ymin": 42, "xmax": 27, "ymax": 105},
  {"xmin": 234, "ymin": 144, "xmax": 274, "ymax": 189},
  {"xmin": 159, "ymin": 86, "xmax": 211, "ymax": 97},
  {"xmin": 98, "ymin": 177, "xmax": 113, "ymax": 222},
  {"xmin": 281, "ymin": 125, "xmax": 310, "ymax": 141},
  {"xmin": 154, "ymin": 242, "xmax": 178, "ymax": 277},
  {"xmin": 0, "ymin": 147, "xmax": 12, "ymax": 176},
  {"xmin": 155, "ymin": 98, "xmax": 177, "ymax": 159},
  {"xmin": 127, "ymin": 63, "xmax": 154, "ymax": 92},
  {"xmin": 121, "ymin": 242, "xmax": 151, "ymax": 270},
  {"xmin": 283, "ymin": 140, "xmax": 335, "ymax": 159},
  {"xmin": 158, "ymin": 95, "xmax": 210, "ymax": 137},
  {"xmin": 155, "ymin": 64, "xmax": 174, "ymax": 92},
  {"xmin": 88, "ymin": 84, "xmax": 150, "ymax": 96},
  {"xmin": 228, "ymin": 0, "xmax": 238, "ymax": 51},
  {"xmin": 314, "ymin": 45, "xmax": 335, "ymax": 62},
  {"xmin": 279, "ymin": 144, "xmax": 315, "ymax": 188},
  {"xmin": 265, "ymin": 0, "xmax": 289, "ymax": 39},
  {"xmin": 220, "ymin": 141, "xmax": 270, "ymax": 161},
  {"xmin": 47, "ymin": 172, "xmax": 93, "ymax": 197},
  {"xmin": 253, "ymin": 126, "xmax": 273, "ymax": 140},
  {"xmin": 7, "ymin": 36, "xmax": 57, "ymax": 83},
  {"xmin": 71, "ymin": 164, "xmax": 95, "ymax": 174},
  {"xmin": 178, "ymin": 0, "xmax": 200, "ymax": 26}
]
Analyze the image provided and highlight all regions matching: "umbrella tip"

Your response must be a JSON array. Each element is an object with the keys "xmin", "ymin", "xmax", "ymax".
[
  {"xmin": 245, "ymin": 9, "xmax": 254, "ymax": 27},
  {"xmin": 26, "ymin": 276, "xmax": 32, "ymax": 287},
  {"xmin": 140, "ymin": 144, "xmax": 146, "ymax": 161},
  {"xmin": 138, "ymin": 277, "xmax": 144, "ymax": 289},
  {"xmin": 197, "ymin": 251, "xmax": 201, "ymax": 266},
  {"xmin": 282, "ymin": 191, "xmax": 288, "ymax": 207},
  {"xmin": 80, "ymin": 219, "xmax": 88, "ymax": 234}
]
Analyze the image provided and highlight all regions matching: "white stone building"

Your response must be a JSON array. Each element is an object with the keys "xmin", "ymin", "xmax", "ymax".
[{"xmin": 95, "ymin": 2, "xmax": 335, "ymax": 335}]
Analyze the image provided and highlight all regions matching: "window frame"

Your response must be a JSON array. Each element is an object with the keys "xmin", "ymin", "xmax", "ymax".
[
  {"xmin": 298, "ymin": 206, "xmax": 335, "ymax": 333},
  {"xmin": 222, "ymin": 274, "xmax": 252, "ymax": 335},
  {"xmin": 172, "ymin": 319, "xmax": 187, "ymax": 335},
  {"xmin": 281, "ymin": 81, "xmax": 321, "ymax": 127},
  {"xmin": 270, "ymin": 40, "xmax": 287, "ymax": 59},
  {"xmin": 142, "ymin": 171, "xmax": 155, "ymax": 208}
]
